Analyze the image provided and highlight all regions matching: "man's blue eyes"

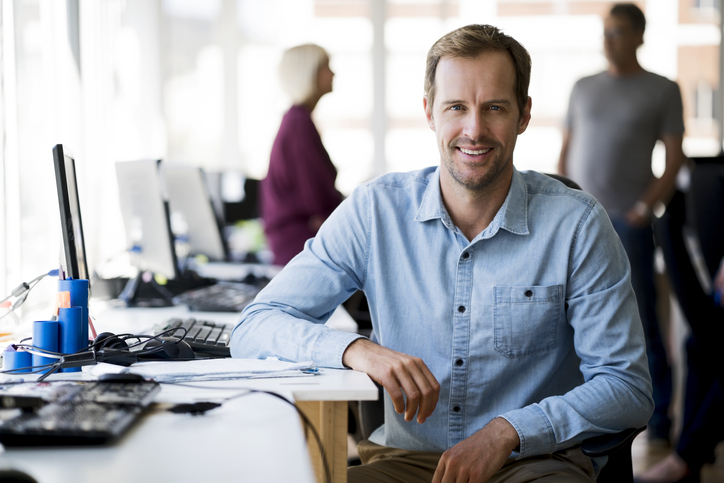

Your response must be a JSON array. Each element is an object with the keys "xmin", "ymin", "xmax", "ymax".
[{"xmin": 449, "ymin": 105, "xmax": 501, "ymax": 111}]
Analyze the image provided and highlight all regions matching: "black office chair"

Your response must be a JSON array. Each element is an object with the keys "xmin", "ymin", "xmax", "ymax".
[{"xmin": 353, "ymin": 384, "xmax": 644, "ymax": 483}]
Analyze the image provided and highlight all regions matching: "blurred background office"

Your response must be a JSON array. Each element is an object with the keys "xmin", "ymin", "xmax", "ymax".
[
  {"xmin": 1, "ymin": 0, "xmax": 721, "ymax": 297},
  {"xmin": 0, "ymin": 1, "xmax": 722, "ymax": 476}
]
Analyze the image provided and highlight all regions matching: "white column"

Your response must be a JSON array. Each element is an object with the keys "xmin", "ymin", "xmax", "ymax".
[{"xmin": 371, "ymin": 0, "xmax": 386, "ymax": 176}]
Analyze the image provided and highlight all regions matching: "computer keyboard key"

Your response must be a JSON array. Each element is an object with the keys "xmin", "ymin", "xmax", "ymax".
[
  {"xmin": 194, "ymin": 326, "xmax": 212, "ymax": 342},
  {"xmin": 207, "ymin": 327, "xmax": 222, "ymax": 344},
  {"xmin": 217, "ymin": 327, "xmax": 233, "ymax": 345},
  {"xmin": 0, "ymin": 381, "xmax": 160, "ymax": 447}
]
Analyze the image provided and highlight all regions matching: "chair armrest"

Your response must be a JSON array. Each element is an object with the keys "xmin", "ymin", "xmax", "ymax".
[{"xmin": 581, "ymin": 426, "xmax": 646, "ymax": 457}]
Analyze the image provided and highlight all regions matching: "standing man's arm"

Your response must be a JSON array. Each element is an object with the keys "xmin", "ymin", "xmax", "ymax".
[
  {"xmin": 557, "ymin": 128, "xmax": 572, "ymax": 177},
  {"xmin": 625, "ymin": 133, "xmax": 684, "ymax": 227}
]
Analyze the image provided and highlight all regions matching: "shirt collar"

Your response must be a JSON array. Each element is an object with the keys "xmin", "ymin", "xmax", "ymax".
[{"xmin": 414, "ymin": 166, "xmax": 529, "ymax": 237}]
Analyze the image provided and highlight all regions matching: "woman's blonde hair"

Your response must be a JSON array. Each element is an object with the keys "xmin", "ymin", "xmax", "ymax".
[{"xmin": 278, "ymin": 44, "xmax": 329, "ymax": 105}]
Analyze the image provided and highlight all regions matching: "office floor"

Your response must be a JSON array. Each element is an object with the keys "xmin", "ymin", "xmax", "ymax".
[
  {"xmin": 350, "ymin": 433, "xmax": 724, "ymax": 481},
  {"xmin": 632, "ymin": 434, "xmax": 724, "ymax": 482}
]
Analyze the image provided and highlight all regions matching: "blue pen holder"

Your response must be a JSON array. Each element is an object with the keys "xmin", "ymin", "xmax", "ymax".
[
  {"xmin": 58, "ymin": 307, "xmax": 84, "ymax": 373},
  {"xmin": 3, "ymin": 345, "xmax": 32, "ymax": 373},
  {"xmin": 32, "ymin": 320, "xmax": 59, "ymax": 374},
  {"xmin": 58, "ymin": 279, "xmax": 89, "ymax": 347}
]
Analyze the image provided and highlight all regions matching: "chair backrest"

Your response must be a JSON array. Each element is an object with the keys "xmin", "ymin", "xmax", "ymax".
[{"xmin": 545, "ymin": 172, "xmax": 582, "ymax": 190}]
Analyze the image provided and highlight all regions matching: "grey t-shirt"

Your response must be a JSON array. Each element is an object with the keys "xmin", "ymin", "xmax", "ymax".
[{"xmin": 564, "ymin": 71, "xmax": 684, "ymax": 216}]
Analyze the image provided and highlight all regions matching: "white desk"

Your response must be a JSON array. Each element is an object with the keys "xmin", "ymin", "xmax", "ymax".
[
  {"xmin": 0, "ymin": 390, "xmax": 316, "ymax": 483},
  {"xmin": 1, "ymin": 302, "xmax": 378, "ymax": 483}
]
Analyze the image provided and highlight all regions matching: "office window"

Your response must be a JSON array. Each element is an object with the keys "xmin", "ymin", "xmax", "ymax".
[
  {"xmin": 694, "ymin": 0, "xmax": 720, "ymax": 11},
  {"xmin": 695, "ymin": 81, "xmax": 715, "ymax": 120}
]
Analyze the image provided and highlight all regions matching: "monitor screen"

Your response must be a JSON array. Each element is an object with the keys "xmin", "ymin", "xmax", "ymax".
[
  {"xmin": 53, "ymin": 144, "xmax": 90, "ymax": 283},
  {"xmin": 162, "ymin": 164, "xmax": 227, "ymax": 261},
  {"xmin": 115, "ymin": 159, "xmax": 179, "ymax": 280}
]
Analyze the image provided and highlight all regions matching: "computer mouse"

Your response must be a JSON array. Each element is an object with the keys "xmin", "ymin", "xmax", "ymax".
[
  {"xmin": 98, "ymin": 372, "xmax": 146, "ymax": 383},
  {"xmin": 0, "ymin": 469, "xmax": 38, "ymax": 483},
  {"xmin": 141, "ymin": 337, "xmax": 195, "ymax": 361}
]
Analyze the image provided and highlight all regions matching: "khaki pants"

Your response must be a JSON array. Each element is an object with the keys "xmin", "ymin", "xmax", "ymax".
[{"xmin": 348, "ymin": 440, "xmax": 597, "ymax": 483}]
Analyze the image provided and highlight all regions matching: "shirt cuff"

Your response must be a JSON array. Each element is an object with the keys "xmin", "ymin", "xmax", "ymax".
[
  {"xmin": 312, "ymin": 329, "xmax": 367, "ymax": 369},
  {"xmin": 500, "ymin": 404, "xmax": 556, "ymax": 458}
]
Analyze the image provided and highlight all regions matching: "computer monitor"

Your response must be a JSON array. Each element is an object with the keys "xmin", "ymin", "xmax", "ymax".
[
  {"xmin": 162, "ymin": 164, "xmax": 227, "ymax": 261},
  {"xmin": 223, "ymin": 176, "xmax": 260, "ymax": 223},
  {"xmin": 52, "ymin": 144, "xmax": 90, "ymax": 283},
  {"xmin": 115, "ymin": 159, "xmax": 179, "ymax": 281}
]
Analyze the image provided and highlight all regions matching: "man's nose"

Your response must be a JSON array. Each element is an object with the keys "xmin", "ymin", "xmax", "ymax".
[{"xmin": 462, "ymin": 110, "xmax": 488, "ymax": 140}]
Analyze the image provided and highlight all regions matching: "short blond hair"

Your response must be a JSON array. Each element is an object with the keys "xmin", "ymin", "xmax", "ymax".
[{"xmin": 278, "ymin": 44, "xmax": 329, "ymax": 105}]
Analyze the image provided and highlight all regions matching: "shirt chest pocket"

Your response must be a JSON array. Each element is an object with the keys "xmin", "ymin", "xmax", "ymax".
[{"xmin": 493, "ymin": 285, "xmax": 564, "ymax": 358}]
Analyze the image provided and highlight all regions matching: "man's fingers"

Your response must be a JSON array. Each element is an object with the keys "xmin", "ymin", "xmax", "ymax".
[
  {"xmin": 393, "ymin": 357, "xmax": 440, "ymax": 422},
  {"xmin": 343, "ymin": 339, "xmax": 440, "ymax": 422},
  {"xmin": 413, "ymin": 361, "xmax": 440, "ymax": 422}
]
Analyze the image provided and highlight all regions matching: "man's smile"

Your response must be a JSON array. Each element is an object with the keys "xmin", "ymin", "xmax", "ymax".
[{"xmin": 458, "ymin": 147, "xmax": 492, "ymax": 156}]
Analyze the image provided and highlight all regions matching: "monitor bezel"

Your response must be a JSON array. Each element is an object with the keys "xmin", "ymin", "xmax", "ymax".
[{"xmin": 52, "ymin": 144, "xmax": 90, "ymax": 283}]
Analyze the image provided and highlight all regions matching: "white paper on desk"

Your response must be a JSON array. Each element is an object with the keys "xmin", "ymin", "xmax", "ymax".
[{"xmin": 84, "ymin": 358, "xmax": 317, "ymax": 383}]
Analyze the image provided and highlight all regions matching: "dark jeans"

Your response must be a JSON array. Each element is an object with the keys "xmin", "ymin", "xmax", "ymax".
[
  {"xmin": 653, "ymin": 164, "xmax": 724, "ymax": 471},
  {"xmin": 676, "ymin": 335, "xmax": 724, "ymax": 472},
  {"xmin": 611, "ymin": 217, "xmax": 672, "ymax": 440}
]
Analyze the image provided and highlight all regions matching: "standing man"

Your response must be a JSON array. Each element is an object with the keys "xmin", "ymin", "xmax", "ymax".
[
  {"xmin": 559, "ymin": 3, "xmax": 684, "ymax": 446},
  {"xmin": 233, "ymin": 24, "xmax": 653, "ymax": 482}
]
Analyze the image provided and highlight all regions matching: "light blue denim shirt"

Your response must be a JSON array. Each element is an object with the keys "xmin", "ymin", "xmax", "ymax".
[{"xmin": 231, "ymin": 167, "xmax": 653, "ymax": 459}]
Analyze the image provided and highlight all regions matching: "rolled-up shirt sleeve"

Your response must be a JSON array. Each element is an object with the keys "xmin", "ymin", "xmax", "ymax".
[{"xmin": 231, "ymin": 185, "xmax": 370, "ymax": 368}]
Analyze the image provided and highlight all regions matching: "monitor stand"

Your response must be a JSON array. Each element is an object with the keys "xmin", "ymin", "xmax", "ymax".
[
  {"xmin": 118, "ymin": 272, "xmax": 176, "ymax": 308},
  {"xmin": 118, "ymin": 270, "xmax": 216, "ymax": 307}
]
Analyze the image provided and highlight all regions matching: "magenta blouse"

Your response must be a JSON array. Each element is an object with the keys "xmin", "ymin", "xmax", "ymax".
[{"xmin": 261, "ymin": 105, "xmax": 342, "ymax": 265}]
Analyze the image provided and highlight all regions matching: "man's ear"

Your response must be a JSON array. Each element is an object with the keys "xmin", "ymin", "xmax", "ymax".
[
  {"xmin": 423, "ymin": 96, "xmax": 435, "ymax": 131},
  {"xmin": 518, "ymin": 96, "xmax": 532, "ymax": 134}
]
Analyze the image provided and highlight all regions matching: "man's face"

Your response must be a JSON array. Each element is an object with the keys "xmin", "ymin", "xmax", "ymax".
[
  {"xmin": 424, "ymin": 50, "xmax": 531, "ymax": 194},
  {"xmin": 603, "ymin": 15, "xmax": 643, "ymax": 67}
]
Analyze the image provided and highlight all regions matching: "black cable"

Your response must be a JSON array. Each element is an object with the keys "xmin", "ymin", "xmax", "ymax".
[
  {"xmin": 6, "ymin": 328, "xmax": 193, "ymax": 378},
  {"xmin": 0, "ymin": 375, "xmax": 331, "ymax": 482},
  {"xmin": 166, "ymin": 383, "xmax": 332, "ymax": 483},
  {"xmin": 36, "ymin": 362, "xmax": 62, "ymax": 382},
  {"xmin": 0, "ymin": 362, "xmax": 59, "ymax": 376},
  {"xmin": 0, "ymin": 274, "xmax": 49, "ymax": 323},
  {"xmin": 0, "ymin": 271, "xmax": 49, "ymax": 306}
]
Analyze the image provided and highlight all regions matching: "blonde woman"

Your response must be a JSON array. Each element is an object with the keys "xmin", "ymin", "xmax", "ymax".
[{"xmin": 261, "ymin": 44, "xmax": 342, "ymax": 265}]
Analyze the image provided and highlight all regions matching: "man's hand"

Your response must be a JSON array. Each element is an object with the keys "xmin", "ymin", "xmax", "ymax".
[
  {"xmin": 624, "ymin": 202, "xmax": 652, "ymax": 228},
  {"xmin": 342, "ymin": 338, "xmax": 440, "ymax": 423},
  {"xmin": 432, "ymin": 417, "xmax": 520, "ymax": 483}
]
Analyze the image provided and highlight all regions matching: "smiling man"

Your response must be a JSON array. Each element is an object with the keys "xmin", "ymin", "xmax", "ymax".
[{"xmin": 232, "ymin": 24, "xmax": 653, "ymax": 482}]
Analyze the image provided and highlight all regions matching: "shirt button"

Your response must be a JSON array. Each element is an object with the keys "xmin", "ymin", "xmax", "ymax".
[
  {"xmin": 453, "ymin": 406, "xmax": 461, "ymax": 412},
  {"xmin": 458, "ymin": 306, "xmax": 466, "ymax": 313},
  {"xmin": 462, "ymin": 252, "xmax": 469, "ymax": 259},
  {"xmin": 455, "ymin": 359, "xmax": 463, "ymax": 366},
  {"xmin": 525, "ymin": 290, "xmax": 533, "ymax": 298}
]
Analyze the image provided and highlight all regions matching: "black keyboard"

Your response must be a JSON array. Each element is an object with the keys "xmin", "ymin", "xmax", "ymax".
[
  {"xmin": 173, "ymin": 282, "xmax": 261, "ymax": 312},
  {"xmin": 156, "ymin": 317, "xmax": 234, "ymax": 357},
  {"xmin": 0, "ymin": 380, "xmax": 160, "ymax": 447}
]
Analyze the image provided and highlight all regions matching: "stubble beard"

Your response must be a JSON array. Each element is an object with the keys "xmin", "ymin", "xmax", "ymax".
[{"xmin": 442, "ymin": 137, "xmax": 511, "ymax": 193}]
